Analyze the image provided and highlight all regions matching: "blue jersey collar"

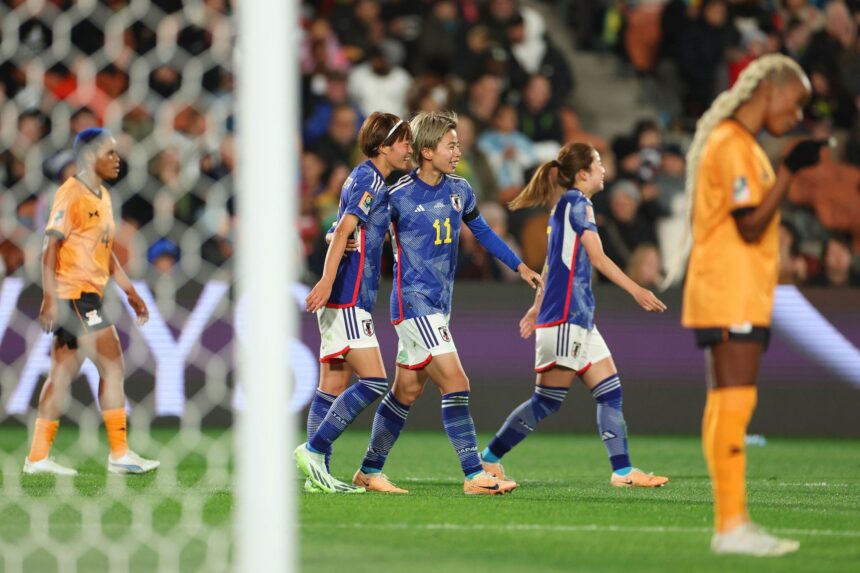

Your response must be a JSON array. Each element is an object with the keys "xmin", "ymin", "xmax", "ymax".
[{"xmin": 410, "ymin": 169, "xmax": 447, "ymax": 191}]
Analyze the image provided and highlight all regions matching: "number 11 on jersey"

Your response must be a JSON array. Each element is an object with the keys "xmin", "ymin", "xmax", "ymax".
[{"xmin": 433, "ymin": 218, "xmax": 452, "ymax": 245}]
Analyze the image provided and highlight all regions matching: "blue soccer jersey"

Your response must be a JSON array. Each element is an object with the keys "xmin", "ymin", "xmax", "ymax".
[
  {"xmin": 327, "ymin": 160, "xmax": 390, "ymax": 311},
  {"xmin": 536, "ymin": 188, "xmax": 598, "ymax": 329},
  {"xmin": 388, "ymin": 171, "xmax": 522, "ymax": 322}
]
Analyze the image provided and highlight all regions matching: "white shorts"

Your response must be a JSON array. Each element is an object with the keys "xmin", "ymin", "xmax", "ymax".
[
  {"xmin": 317, "ymin": 306, "xmax": 379, "ymax": 363},
  {"xmin": 394, "ymin": 313, "xmax": 457, "ymax": 370},
  {"xmin": 534, "ymin": 323, "xmax": 611, "ymax": 375}
]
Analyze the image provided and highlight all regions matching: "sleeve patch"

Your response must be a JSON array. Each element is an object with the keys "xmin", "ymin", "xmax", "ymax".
[
  {"xmin": 732, "ymin": 176, "xmax": 751, "ymax": 204},
  {"xmin": 359, "ymin": 191, "xmax": 373, "ymax": 214},
  {"xmin": 586, "ymin": 205, "xmax": 596, "ymax": 225}
]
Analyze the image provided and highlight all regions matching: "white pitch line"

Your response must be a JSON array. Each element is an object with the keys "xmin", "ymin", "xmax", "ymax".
[{"xmin": 303, "ymin": 522, "xmax": 860, "ymax": 538}]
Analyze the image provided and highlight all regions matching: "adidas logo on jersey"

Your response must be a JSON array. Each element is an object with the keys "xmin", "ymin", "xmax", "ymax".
[{"xmin": 414, "ymin": 205, "xmax": 426, "ymax": 212}]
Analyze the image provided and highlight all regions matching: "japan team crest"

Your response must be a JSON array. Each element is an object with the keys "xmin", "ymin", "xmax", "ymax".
[
  {"xmin": 450, "ymin": 194, "xmax": 462, "ymax": 212},
  {"xmin": 438, "ymin": 325, "xmax": 451, "ymax": 342},
  {"xmin": 362, "ymin": 319, "xmax": 374, "ymax": 337}
]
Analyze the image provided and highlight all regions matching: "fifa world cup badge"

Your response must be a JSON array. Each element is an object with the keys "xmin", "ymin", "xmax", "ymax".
[{"xmin": 359, "ymin": 191, "xmax": 373, "ymax": 214}]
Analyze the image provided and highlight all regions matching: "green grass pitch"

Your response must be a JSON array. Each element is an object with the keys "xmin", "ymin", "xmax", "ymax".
[{"xmin": 2, "ymin": 429, "xmax": 859, "ymax": 572}]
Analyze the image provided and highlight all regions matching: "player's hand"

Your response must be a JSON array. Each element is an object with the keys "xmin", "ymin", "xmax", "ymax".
[
  {"xmin": 39, "ymin": 295, "xmax": 58, "ymax": 333},
  {"xmin": 517, "ymin": 263, "xmax": 543, "ymax": 292},
  {"xmin": 784, "ymin": 139, "xmax": 829, "ymax": 173},
  {"xmin": 633, "ymin": 287, "xmax": 667, "ymax": 313},
  {"xmin": 127, "ymin": 289, "xmax": 149, "ymax": 325},
  {"xmin": 325, "ymin": 233, "xmax": 358, "ymax": 253},
  {"xmin": 519, "ymin": 306, "xmax": 539, "ymax": 339},
  {"xmin": 306, "ymin": 279, "xmax": 333, "ymax": 313}
]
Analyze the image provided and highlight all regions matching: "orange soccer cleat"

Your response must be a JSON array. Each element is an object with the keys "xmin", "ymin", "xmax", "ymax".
[
  {"xmin": 352, "ymin": 470, "xmax": 408, "ymax": 494},
  {"xmin": 610, "ymin": 468, "xmax": 668, "ymax": 488}
]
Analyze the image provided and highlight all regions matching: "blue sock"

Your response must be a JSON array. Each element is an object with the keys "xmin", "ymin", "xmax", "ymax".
[
  {"xmin": 306, "ymin": 389, "xmax": 336, "ymax": 471},
  {"xmin": 485, "ymin": 385, "xmax": 568, "ymax": 461},
  {"xmin": 360, "ymin": 392, "xmax": 412, "ymax": 474},
  {"xmin": 591, "ymin": 374, "xmax": 631, "ymax": 472},
  {"xmin": 441, "ymin": 391, "xmax": 482, "ymax": 477},
  {"xmin": 309, "ymin": 377, "xmax": 387, "ymax": 454}
]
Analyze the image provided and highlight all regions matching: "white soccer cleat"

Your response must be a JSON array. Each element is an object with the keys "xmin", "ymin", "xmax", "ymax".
[
  {"xmin": 711, "ymin": 522, "xmax": 800, "ymax": 557},
  {"xmin": 108, "ymin": 450, "xmax": 160, "ymax": 475},
  {"xmin": 293, "ymin": 443, "xmax": 364, "ymax": 494},
  {"xmin": 23, "ymin": 457, "xmax": 78, "ymax": 476}
]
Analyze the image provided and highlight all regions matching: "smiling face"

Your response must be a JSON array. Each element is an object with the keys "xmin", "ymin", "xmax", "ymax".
[
  {"xmin": 93, "ymin": 137, "xmax": 120, "ymax": 180},
  {"xmin": 577, "ymin": 150, "xmax": 606, "ymax": 196},
  {"xmin": 425, "ymin": 129, "xmax": 461, "ymax": 175},
  {"xmin": 381, "ymin": 135, "xmax": 413, "ymax": 172}
]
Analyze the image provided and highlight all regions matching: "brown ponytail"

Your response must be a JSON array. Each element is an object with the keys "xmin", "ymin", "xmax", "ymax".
[{"xmin": 508, "ymin": 142, "xmax": 596, "ymax": 211}]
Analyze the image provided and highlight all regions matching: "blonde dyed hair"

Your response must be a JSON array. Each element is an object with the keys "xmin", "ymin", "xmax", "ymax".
[
  {"xmin": 661, "ymin": 54, "xmax": 807, "ymax": 288},
  {"xmin": 410, "ymin": 110, "xmax": 458, "ymax": 165}
]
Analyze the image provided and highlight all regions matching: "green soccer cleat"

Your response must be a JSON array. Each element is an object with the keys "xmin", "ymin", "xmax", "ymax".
[{"xmin": 294, "ymin": 443, "xmax": 364, "ymax": 494}]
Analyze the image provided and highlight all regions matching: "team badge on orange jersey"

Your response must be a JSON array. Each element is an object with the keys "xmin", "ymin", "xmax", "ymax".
[
  {"xmin": 733, "ymin": 176, "xmax": 751, "ymax": 203},
  {"xmin": 450, "ymin": 194, "xmax": 462, "ymax": 212}
]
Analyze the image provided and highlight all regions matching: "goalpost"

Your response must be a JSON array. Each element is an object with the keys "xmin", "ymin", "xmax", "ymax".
[{"xmin": 236, "ymin": 0, "xmax": 296, "ymax": 571}]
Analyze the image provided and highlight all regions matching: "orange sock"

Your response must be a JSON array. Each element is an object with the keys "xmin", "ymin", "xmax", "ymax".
[
  {"xmin": 28, "ymin": 418, "xmax": 60, "ymax": 462},
  {"xmin": 102, "ymin": 408, "xmax": 129, "ymax": 458},
  {"xmin": 702, "ymin": 386, "xmax": 757, "ymax": 532}
]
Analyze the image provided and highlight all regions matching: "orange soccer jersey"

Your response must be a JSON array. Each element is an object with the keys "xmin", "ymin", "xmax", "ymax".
[
  {"xmin": 682, "ymin": 120, "xmax": 777, "ymax": 328},
  {"xmin": 45, "ymin": 177, "xmax": 115, "ymax": 299}
]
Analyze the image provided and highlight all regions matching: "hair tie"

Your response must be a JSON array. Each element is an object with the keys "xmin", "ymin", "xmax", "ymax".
[{"xmin": 551, "ymin": 160, "xmax": 560, "ymax": 168}]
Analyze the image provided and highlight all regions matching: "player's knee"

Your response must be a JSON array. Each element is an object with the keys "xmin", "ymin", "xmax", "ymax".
[{"xmin": 394, "ymin": 384, "xmax": 423, "ymax": 405}]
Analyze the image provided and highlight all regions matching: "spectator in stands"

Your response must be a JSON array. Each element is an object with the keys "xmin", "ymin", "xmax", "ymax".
[
  {"xmin": 678, "ymin": 0, "xmax": 738, "ymax": 117},
  {"xmin": 778, "ymin": 220, "xmax": 809, "ymax": 285},
  {"xmin": 626, "ymin": 243, "xmax": 663, "ymax": 289},
  {"xmin": 347, "ymin": 45, "xmax": 412, "ymax": 118},
  {"xmin": 503, "ymin": 12, "xmax": 573, "ymax": 102},
  {"xmin": 303, "ymin": 72, "xmax": 363, "ymax": 147},
  {"xmin": 598, "ymin": 179, "xmax": 660, "ymax": 273},
  {"xmin": 477, "ymin": 103, "xmax": 537, "ymax": 203},
  {"xmin": 480, "ymin": 201, "xmax": 522, "ymax": 282},
  {"xmin": 148, "ymin": 238, "xmax": 181, "ymax": 274},
  {"xmin": 312, "ymin": 104, "xmax": 360, "ymax": 169},
  {"xmin": 806, "ymin": 234, "xmax": 860, "ymax": 287},
  {"xmin": 455, "ymin": 72, "xmax": 502, "ymax": 133},
  {"xmin": 558, "ymin": 105, "xmax": 608, "ymax": 151},
  {"xmin": 454, "ymin": 114, "xmax": 499, "ymax": 202},
  {"xmin": 518, "ymin": 74, "xmax": 563, "ymax": 160},
  {"xmin": 415, "ymin": 0, "xmax": 462, "ymax": 74}
]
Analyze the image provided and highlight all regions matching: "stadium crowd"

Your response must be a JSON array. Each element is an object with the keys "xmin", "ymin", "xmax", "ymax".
[{"xmin": 0, "ymin": 0, "xmax": 858, "ymax": 289}]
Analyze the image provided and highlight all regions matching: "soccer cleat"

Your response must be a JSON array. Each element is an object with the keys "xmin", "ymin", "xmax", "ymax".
[
  {"xmin": 610, "ymin": 468, "xmax": 668, "ymax": 487},
  {"xmin": 463, "ymin": 471, "xmax": 517, "ymax": 495},
  {"xmin": 303, "ymin": 479, "xmax": 323, "ymax": 493},
  {"xmin": 23, "ymin": 457, "xmax": 78, "ymax": 476},
  {"xmin": 480, "ymin": 456, "xmax": 511, "ymax": 481},
  {"xmin": 352, "ymin": 470, "xmax": 408, "ymax": 494},
  {"xmin": 107, "ymin": 450, "xmax": 160, "ymax": 475},
  {"xmin": 711, "ymin": 522, "xmax": 800, "ymax": 556},
  {"xmin": 293, "ymin": 443, "xmax": 364, "ymax": 494}
]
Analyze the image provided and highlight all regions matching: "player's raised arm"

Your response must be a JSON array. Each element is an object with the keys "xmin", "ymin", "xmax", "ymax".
[
  {"xmin": 580, "ymin": 230, "xmax": 666, "ymax": 313},
  {"xmin": 110, "ymin": 252, "xmax": 148, "ymax": 325},
  {"xmin": 306, "ymin": 213, "xmax": 359, "ymax": 312}
]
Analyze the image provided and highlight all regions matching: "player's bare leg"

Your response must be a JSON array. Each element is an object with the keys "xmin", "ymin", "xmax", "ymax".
[
  {"xmin": 81, "ymin": 326, "xmax": 158, "ymax": 474},
  {"xmin": 302, "ymin": 361, "xmax": 353, "ymax": 492},
  {"xmin": 24, "ymin": 339, "xmax": 83, "ymax": 475}
]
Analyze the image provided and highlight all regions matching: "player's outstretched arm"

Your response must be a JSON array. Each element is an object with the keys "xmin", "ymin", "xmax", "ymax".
[
  {"xmin": 465, "ymin": 213, "xmax": 543, "ymax": 290},
  {"xmin": 111, "ymin": 252, "xmax": 149, "ymax": 325},
  {"xmin": 39, "ymin": 235, "xmax": 61, "ymax": 333},
  {"xmin": 306, "ymin": 214, "xmax": 359, "ymax": 313},
  {"xmin": 581, "ymin": 230, "xmax": 666, "ymax": 313}
]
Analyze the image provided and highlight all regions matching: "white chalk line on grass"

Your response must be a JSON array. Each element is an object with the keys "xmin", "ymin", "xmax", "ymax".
[
  {"xmin": 398, "ymin": 476, "xmax": 856, "ymax": 488},
  {"xmin": 303, "ymin": 522, "xmax": 860, "ymax": 538}
]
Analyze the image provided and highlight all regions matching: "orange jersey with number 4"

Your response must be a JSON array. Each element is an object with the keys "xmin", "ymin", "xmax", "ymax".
[
  {"xmin": 45, "ymin": 177, "xmax": 115, "ymax": 299},
  {"xmin": 683, "ymin": 120, "xmax": 777, "ymax": 328}
]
